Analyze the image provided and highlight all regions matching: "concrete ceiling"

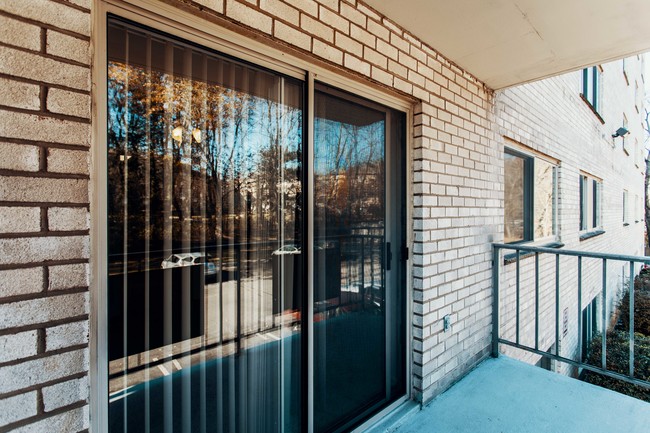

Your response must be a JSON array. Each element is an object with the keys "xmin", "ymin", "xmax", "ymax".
[{"xmin": 364, "ymin": 0, "xmax": 650, "ymax": 89}]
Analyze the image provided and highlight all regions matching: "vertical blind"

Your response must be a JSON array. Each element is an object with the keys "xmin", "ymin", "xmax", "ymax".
[
  {"xmin": 107, "ymin": 19, "xmax": 304, "ymax": 432},
  {"xmin": 106, "ymin": 17, "xmax": 406, "ymax": 433}
]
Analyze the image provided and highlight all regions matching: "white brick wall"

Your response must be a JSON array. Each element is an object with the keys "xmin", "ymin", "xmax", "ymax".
[
  {"xmin": 0, "ymin": 0, "xmax": 645, "ymax": 430},
  {"xmin": 495, "ymin": 56, "xmax": 646, "ymax": 372}
]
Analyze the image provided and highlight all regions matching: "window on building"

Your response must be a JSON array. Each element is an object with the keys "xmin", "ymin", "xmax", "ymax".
[
  {"xmin": 504, "ymin": 147, "xmax": 557, "ymax": 243},
  {"xmin": 582, "ymin": 66, "xmax": 600, "ymax": 112},
  {"xmin": 624, "ymin": 190, "xmax": 629, "ymax": 224},
  {"xmin": 579, "ymin": 174, "xmax": 602, "ymax": 231},
  {"xmin": 581, "ymin": 296, "xmax": 599, "ymax": 360}
]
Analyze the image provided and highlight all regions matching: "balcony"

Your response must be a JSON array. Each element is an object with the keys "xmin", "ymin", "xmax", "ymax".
[
  {"xmin": 372, "ymin": 356, "xmax": 650, "ymax": 433},
  {"xmin": 371, "ymin": 243, "xmax": 650, "ymax": 433}
]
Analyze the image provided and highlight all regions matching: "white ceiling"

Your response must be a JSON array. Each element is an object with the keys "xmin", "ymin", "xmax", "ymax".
[{"xmin": 364, "ymin": 0, "xmax": 650, "ymax": 89}]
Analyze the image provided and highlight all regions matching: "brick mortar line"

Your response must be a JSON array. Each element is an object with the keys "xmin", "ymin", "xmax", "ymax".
[
  {"xmin": 0, "ymin": 398, "xmax": 88, "ymax": 433},
  {"xmin": 0, "ymin": 104, "xmax": 91, "ymax": 124},
  {"xmin": 49, "ymin": 0, "xmax": 92, "ymax": 14},
  {"xmin": 0, "ymin": 73, "xmax": 91, "ymax": 95},
  {"xmin": 0, "ymin": 258, "xmax": 89, "ymax": 272},
  {"xmin": 200, "ymin": 0, "xmax": 410, "ymax": 93},
  {"xmin": 0, "ymin": 313, "xmax": 90, "ymax": 338},
  {"xmin": 0, "ymin": 137, "xmax": 90, "ymax": 151},
  {"xmin": 0, "ymin": 287, "xmax": 89, "ymax": 308},
  {"xmin": 0, "ymin": 343, "xmax": 88, "ymax": 369},
  {"xmin": 0, "ymin": 169, "xmax": 90, "ymax": 180},
  {"xmin": 0, "ymin": 372, "xmax": 88, "ymax": 401},
  {"xmin": 0, "ymin": 230, "xmax": 90, "ymax": 240},
  {"xmin": 0, "ymin": 41, "xmax": 91, "ymax": 69},
  {"xmin": 0, "ymin": 10, "xmax": 91, "ymax": 41},
  {"xmin": 0, "ymin": 202, "xmax": 89, "ymax": 208}
]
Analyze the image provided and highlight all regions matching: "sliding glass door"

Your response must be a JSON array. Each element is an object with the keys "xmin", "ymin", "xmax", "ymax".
[
  {"xmin": 107, "ymin": 19, "xmax": 303, "ymax": 432},
  {"xmin": 106, "ymin": 17, "xmax": 405, "ymax": 433},
  {"xmin": 313, "ymin": 86, "xmax": 406, "ymax": 433}
]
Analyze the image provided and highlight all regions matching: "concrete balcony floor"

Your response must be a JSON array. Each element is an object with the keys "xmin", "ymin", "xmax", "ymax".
[{"xmin": 385, "ymin": 356, "xmax": 650, "ymax": 433}]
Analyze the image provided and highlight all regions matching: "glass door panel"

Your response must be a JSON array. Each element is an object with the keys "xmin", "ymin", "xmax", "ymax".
[
  {"xmin": 107, "ymin": 19, "xmax": 303, "ymax": 433},
  {"xmin": 313, "ymin": 86, "xmax": 405, "ymax": 433},
  {"xmin": 107, "ymin": 18, "xmax": 406, "ymax": 433}
]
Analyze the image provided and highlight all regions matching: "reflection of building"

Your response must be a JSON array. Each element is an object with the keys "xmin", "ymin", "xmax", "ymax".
[{"xmin": 1, "ymin": 1, "xmax": 650, "ymax": 432}]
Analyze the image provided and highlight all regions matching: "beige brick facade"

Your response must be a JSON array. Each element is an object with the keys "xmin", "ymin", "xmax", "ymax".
[
  {"xmin": 0, "ymin": 0, "xmax": 645, "ymax": 431},
  {"xmin": 0, "ymin": 0, "xmax": 92, "ymax": 430}
]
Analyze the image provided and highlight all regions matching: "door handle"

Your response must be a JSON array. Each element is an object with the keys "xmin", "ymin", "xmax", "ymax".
[{"xmin": 386, "ymin": 242, "xmax": 392, "ymax": 271}]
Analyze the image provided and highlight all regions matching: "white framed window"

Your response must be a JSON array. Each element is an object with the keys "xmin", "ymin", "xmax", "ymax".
[
  {"xmin": 504, "ymin": 145, "xmax": 558, "ymax": 244},
  {"xmin": 624, "ymin": 189, "xmax": 629, "ymax": 225},
  {"xmin": 580, "ymin": 173, "xmax": 602, "ymax": 232}
]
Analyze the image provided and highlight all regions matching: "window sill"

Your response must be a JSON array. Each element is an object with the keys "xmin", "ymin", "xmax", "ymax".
[
  {"xmin": 579, "ymin": 94, "xmax": 605, "ymax": 124},
  {"xmin": 504, "ymin": 242, "xmax": 565, "ymax": 264},
  {"xmin": 579, "ymin": 230, "xmax": 605, "ymax": 241},
  {"xmin": 623, "ymin": 222, "xmax": 630, "ymax": 227}
]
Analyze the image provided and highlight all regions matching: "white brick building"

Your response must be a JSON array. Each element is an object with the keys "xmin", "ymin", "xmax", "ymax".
[{"xmin": 0, "ymin": 1, "xmax": 647, "ymax": 432}]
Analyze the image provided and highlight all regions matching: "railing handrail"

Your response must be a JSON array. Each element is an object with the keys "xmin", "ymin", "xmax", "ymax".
[
  {"xmin": 493, "ymin": 242, "xmax": 650, "ymax": 263},
  {"xmin": 492, "ymin": 242, "xmax": 650, "ymax": 392}
]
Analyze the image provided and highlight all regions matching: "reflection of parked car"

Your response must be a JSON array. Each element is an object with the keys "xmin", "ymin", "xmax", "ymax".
[
  {"xmin": 161, "ymin": 253, "xmax": 218, "ymax": 280},
  {"xmin": 272, "ymin": 245, "xmax": 301, "ymax": 255}
]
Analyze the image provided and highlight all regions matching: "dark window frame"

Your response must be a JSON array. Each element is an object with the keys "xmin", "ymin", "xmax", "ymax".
[
  {"xmin": 582, "ymin": 66, "xmax": 600, "ymax": 113},
  {"xmin": 504, "ymin": 147, "xmax": 557, "ymax": 244}
]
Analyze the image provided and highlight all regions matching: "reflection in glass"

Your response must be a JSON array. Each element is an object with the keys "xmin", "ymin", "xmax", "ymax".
[
  {"xmin": 313, "ymin": 87, "xmax": 405, "ymax": 433},
  {"xmin": 107, "ymin": 20, "xmax": 303, "ymax": 433},
  {"xmin": 534, "ymin": 159, "xmax": 555, "ymax": 239},
  {"xmin": 504, "ymin": 152, "xmax": 525, "ymax": 243}
]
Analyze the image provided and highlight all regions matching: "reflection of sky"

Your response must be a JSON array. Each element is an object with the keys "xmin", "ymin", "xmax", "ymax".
[
  {"xmin": 314, "ymin": 118, "xmax": 384, "ymax": 175},
  {"xmin": 107, "ymin": 62, "xmax": 303, "ymax": 180}
]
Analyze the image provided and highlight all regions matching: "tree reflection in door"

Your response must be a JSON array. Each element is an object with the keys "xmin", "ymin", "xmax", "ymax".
[
  {"xmin": 107, "ymin": 19, "xmax": 303, "ymax": 433},
  {"xmin": 107, "ymin": 18, "xmax": 405, "ymax": 433}
]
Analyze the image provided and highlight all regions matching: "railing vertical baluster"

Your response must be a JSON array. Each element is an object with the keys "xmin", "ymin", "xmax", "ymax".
[
  {"xmin": 577, "ymin": 256, "xmax": 582, "ymax": 362},
  {"xmin": 555, "ymin": 254, "xmax": 560, "ymax": 357},
  {"xmin": 516, "ymin": 250, "xmax": 520, "ymax": 345},
  {"xmin": 535, "ymin": 252, "xmax": 539, "ymax": 351},
  {"xmin": 629, "ymin": 261, "xmax": 635, "ymax": 378},
  {"xmin": 488, "ymin": 243, "xmax": 650, "ymax": 390},
  {"xmin": 602, "ymin": 258, "xmax": 607, "ymax": 370},
  {"xmin": 492, "ymin": 246, "xmax": 500, "ymax": 358}
]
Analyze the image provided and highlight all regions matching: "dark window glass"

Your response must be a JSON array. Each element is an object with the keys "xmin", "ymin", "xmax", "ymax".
[
  {"xmin": 313, "ymin": 85, "xmax": 405, "ymax": 432},
  {"xmin": 107, "ymin": 19, "xmax": 303, "ymax": 432},
  {"xmin": 583, "ymin": 66, "xmax": 599, "ymax": 111},
  {"xmin": 107, "ymin": 18, "xmax": 407, "ymax": 433},
  {"xmin": 592, "ymin": 180, "xmax": 598, "ymax": 228}
]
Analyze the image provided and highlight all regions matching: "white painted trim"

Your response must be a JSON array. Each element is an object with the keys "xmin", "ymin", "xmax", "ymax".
[
  {"xmin": 306, "ymin": 71, "xmax": 315, "ymax": 433},
  {"xmin": 90, "ymin": 2, "xmax": 110, "ymax": 433}
]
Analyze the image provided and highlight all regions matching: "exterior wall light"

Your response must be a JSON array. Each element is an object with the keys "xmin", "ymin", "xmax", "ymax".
[{"xmin": 612, "ymin": 127, "xmax": 629, "ymax": 138}]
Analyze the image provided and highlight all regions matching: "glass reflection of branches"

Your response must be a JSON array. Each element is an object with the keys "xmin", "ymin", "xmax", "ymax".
[{"xmin": 107, "ymin": 22, "xmax": 303, "ymax": 433}]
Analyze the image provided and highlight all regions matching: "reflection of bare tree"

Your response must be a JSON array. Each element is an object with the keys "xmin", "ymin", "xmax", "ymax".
[
  {"xmin": 315, "ymin": 118, "xmax": 385, "ymax": 234},
  {"xmin": 107, "ymin": 38, "xmax": 303, "ymax": 268}
]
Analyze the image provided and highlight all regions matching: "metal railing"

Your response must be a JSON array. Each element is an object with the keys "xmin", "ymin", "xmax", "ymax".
[{"xmin": 492, "ymin": 242, "xmax": 650, "ymax": 390}]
